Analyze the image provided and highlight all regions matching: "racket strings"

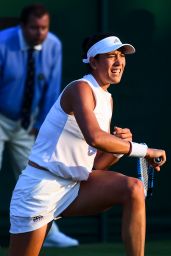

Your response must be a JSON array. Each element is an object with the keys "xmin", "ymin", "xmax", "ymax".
[{"xmin": 137, "ymin": 158, "xmax": 154, "ymax": 198}]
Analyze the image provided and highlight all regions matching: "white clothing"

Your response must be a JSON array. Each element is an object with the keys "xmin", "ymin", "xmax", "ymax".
[
  {"xmin": 10, "ymin": 166, "xmax": 80, "ymax": 233},
  {"xmin": 29, "ymin": 74, "xmax": 112, "ymax": 181},
  {"xmin": 10, "ymin": 74, "xmax": 112, "ymax": 233}
]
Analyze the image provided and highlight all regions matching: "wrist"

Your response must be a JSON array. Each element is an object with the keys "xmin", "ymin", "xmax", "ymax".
[{"xmin": 127, "ymin": 142, "xmax": 148, "ymax": 158}]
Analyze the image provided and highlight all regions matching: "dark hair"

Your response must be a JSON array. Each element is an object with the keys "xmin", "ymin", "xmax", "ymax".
[
  {"xmin": 20, "ymin": 3, "xmax": 49, "ymax": 24},
  {"xmin": 82, "ymin": 32, "xmax": 115, "ymax": 60}
]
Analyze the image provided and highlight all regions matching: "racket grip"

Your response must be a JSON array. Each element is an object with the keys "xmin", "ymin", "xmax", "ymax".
[{"xmin": 154, "ymin": 157, "xmax": 162, "ymax": 163}]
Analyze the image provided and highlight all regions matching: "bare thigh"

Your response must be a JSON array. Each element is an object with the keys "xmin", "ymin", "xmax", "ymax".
[
  {"xmin": 8, "ymin": 222, "xmax": 52, "ymax": 256},
  {"xmin": 62, "ymin": 169, "xmax": 137, "ymax": 217}
]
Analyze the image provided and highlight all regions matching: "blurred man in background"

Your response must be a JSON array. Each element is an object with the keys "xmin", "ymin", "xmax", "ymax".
[{"xmin": 0, "ymin": 3, "xmax": 78, "ymax": 247}]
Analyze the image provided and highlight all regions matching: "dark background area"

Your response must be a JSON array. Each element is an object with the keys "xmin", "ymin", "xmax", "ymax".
[{"xmin": 0, "ymin": 0, "xmax": 170, "ymax": 246}]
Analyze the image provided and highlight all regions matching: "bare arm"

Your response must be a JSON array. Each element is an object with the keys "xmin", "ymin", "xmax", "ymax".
[
  {"xmin": 61, "ymin": 81, "xmax": 131, "ymax": 154},
  {"xmin": 60, "ymin": 81, "xmax": 166, "ymax": 170},
  {"xmin": 93, "ymin": 126, "xmax": 133, "ymax": 170}
]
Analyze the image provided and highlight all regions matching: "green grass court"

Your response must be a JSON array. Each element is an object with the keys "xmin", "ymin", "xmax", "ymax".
[{"xmin": 1, "ymin": 240, "xmax": 171, "ymax": 256}]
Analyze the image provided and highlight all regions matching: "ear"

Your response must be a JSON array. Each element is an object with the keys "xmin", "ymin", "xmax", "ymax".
[{"xmin": 89, "ymin": 57, "xmax": 97, "ymax": 70}]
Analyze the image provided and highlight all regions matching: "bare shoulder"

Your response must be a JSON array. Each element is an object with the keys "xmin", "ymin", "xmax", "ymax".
[
  {"xmin": 65, "ymin": 80, "xmax": 93, "ymax": 95},
  {"xmin": 61, "ymin": 80, "xmax": 95, "ymax": 114}
]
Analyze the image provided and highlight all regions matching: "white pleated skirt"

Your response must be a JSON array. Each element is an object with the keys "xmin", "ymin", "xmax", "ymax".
[{"xmin": 10, "ymin": 165, "xmax": 80, "ymax": 234}]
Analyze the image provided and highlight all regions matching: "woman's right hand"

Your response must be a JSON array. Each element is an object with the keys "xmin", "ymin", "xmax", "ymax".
[{"xmin": 146, "ymin": 148, "xmax": 166, "ymax": 171}]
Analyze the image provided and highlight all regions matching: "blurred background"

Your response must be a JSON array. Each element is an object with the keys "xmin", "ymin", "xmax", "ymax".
[{"xmin": 0, "ymin": 0, "xmax": 170, "ymax": 246}]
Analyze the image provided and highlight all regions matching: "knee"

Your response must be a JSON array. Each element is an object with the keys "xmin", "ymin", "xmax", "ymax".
[{"xmin": 124, "ymin": 178, "xmax": 145, "ymax": 203}]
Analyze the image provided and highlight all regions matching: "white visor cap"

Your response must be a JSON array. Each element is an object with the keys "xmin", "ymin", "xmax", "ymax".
[{"xmin": 82, "ymin": 36, "xmax": 135, "ymax": 63}]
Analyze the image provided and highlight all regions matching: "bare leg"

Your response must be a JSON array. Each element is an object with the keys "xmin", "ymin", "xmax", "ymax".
[
  {"xmin": 62, "ymin": 170, "xmax": 146, "ymax": 256},
  {"xmin": 121, "ymin": 178, "xmax": 146, "ymax": 256},
  {"xmin": 8, "ymin": 221, "xmax": 52, "ymax": 256}
]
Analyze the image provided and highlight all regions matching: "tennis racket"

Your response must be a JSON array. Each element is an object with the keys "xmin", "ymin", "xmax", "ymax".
[{"xmin": 137, "ymin": 156, "xmax": 161, "ymax": 198}]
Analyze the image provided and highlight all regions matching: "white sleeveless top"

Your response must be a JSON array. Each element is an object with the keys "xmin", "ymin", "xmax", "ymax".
[{"xmin": 29, "ymin": 74, "xmax": 112, "ymax": 181}]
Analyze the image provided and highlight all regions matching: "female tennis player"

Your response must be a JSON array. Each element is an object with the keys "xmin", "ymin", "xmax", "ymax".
[{"xmin": 9, "ymin": 32, "xmax": 166, "ymax": 256}]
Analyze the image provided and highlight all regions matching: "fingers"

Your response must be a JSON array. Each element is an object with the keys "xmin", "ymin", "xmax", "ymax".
[
  {"xmin": 146, "ymin": 148, "xmax": 166, "ymax": 170},
  {"xmin": 113, "ymin": 126, "xmax": 132, "ymax": 141},
  {"xmin": 154, "ymin": 165, "xmax": 160, "ymax": 172}
]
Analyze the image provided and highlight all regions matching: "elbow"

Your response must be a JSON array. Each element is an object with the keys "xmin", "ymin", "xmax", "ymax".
[{"xmin": 86, "ymin": 131, "xmax": 103, "ymax": 149}]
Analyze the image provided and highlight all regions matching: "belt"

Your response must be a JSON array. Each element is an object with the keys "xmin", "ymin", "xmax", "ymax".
[{"xmin": 28, "ymin": 160, "xmax": 49, "ymax": 172}]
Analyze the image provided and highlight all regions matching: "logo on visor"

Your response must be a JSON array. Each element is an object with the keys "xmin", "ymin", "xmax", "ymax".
[{"xmin": 114, "ymin": 38, "xmax": 120, "ymax": 43}]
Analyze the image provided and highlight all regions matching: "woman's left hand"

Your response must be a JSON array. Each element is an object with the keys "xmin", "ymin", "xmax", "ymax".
[{"xmin": 113, "ymin": 126, "xmax": 132, "ymax": 141}]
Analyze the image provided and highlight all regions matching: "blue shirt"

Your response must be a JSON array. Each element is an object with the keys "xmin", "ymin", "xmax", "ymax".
[{"xmin": 0, "ymin": 26, "xmax": 62, "ymax": 129}]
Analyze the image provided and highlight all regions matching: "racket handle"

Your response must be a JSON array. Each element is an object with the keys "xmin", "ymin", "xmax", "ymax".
[{"xmin": 154, "ymin": 157, "xmax": 162, "ymax": 163}]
